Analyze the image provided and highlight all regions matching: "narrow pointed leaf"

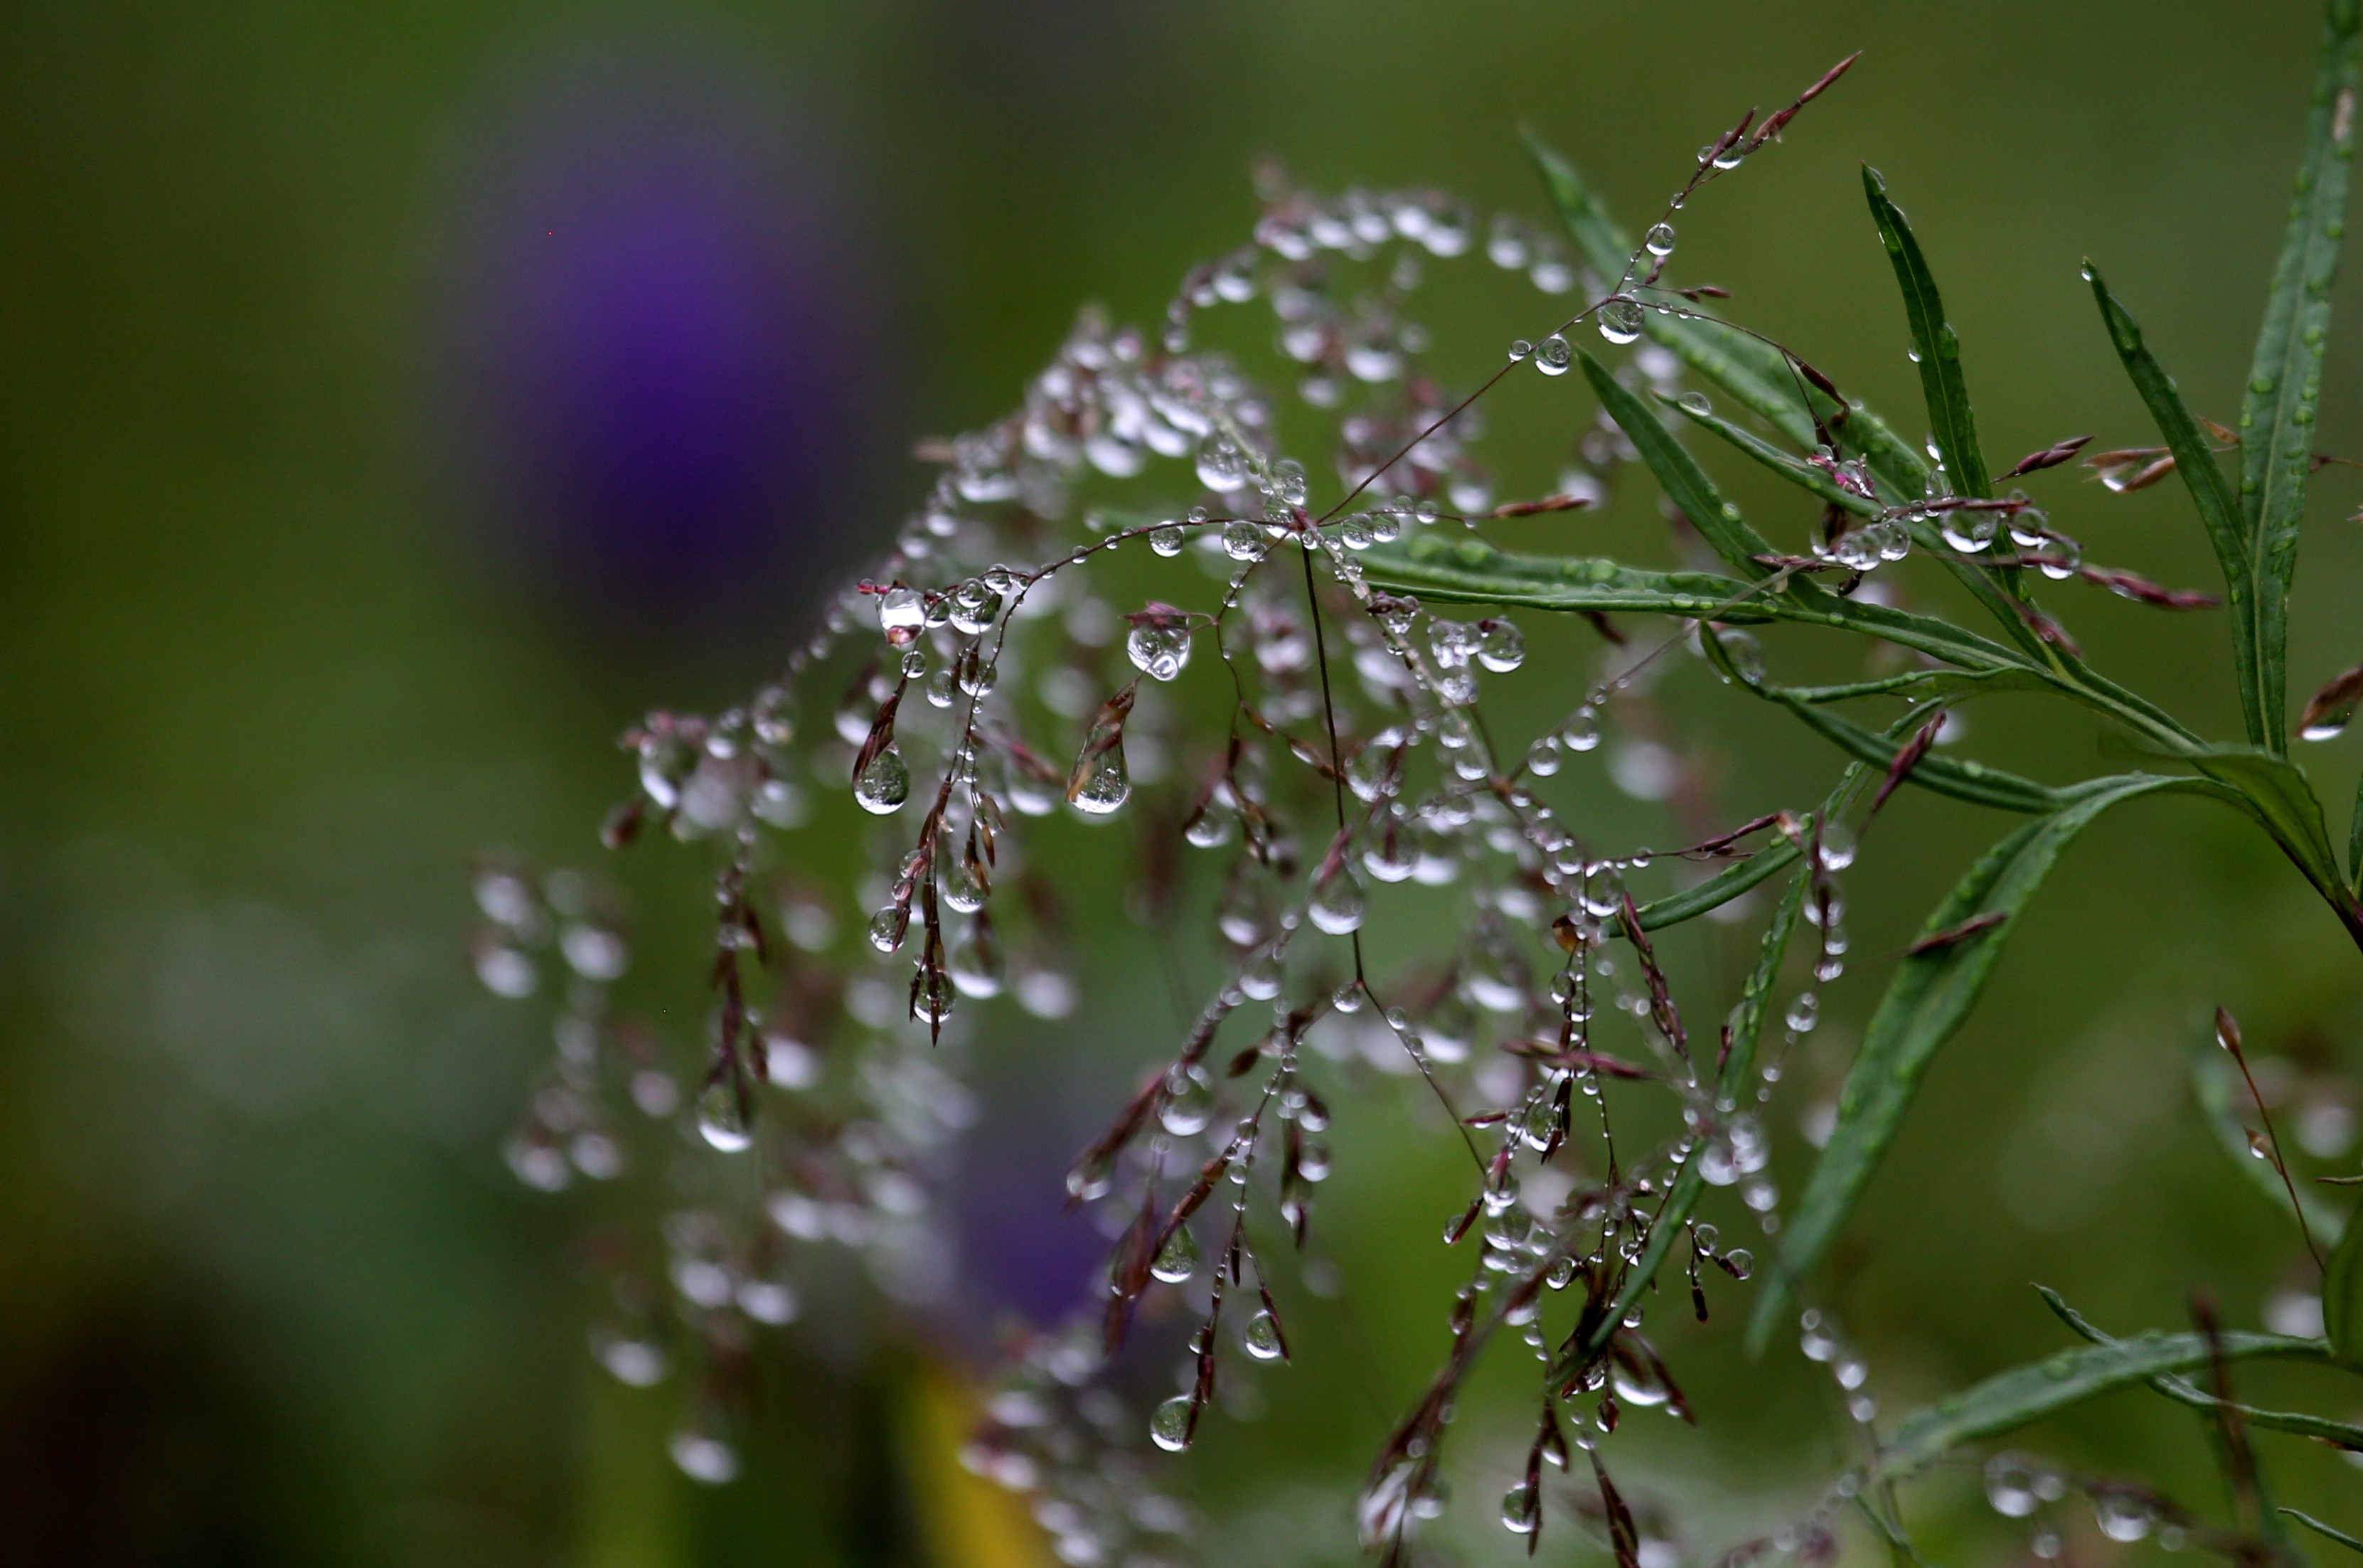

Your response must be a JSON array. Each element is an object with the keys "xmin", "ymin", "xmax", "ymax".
[
  {"xmin": 2086, "ymin": 266, "xmax": 2264, "ymax": 745},
  {"xmin": 1862, "ymin": 166, "xmax": 1992, "ymax": 501},
  {"xmin": 1661, "ymin": 391, "xmax": 1877, "ymax": 516},
  {"xmin": 1751, "ymin": 775, "xmax": 2217, "ymax": 1348},
  {"xmin": 2330, "ymin": 1180, "xmax": 2363, "ymax": 1365},
  {"xmin": 1525, "ymin": 130, "xmax": 1815, "ymax": 447},
  {"xmin": 2038, "ymin": 1283, "xmax": 2363, "ymax": 1445},
  {"xmin": 1580, "ymin": 348, "xmax": 1777, "ymax": 576},
  {"xmin": 1872, "ymin": 1328, "xmax": 2332, "ymax": 1480},
  {"xmin": 2286, "ymin": 1509, "xmax": 2363, "ymax": 1556},
  {"xmin": 1762, "ymin": 695, "xmax": 2064, "ymax": 815},
  {"xmin": 2187, "ymin": 745, "xmax": 2346, "ymax": 897},
  {"xmin": 2239, "ymin": 0, "xmax": 2363, "ymax": 752}
]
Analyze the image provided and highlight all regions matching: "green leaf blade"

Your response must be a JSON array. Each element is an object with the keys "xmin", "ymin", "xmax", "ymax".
[
  {"xmin": 2085, "ymin": 267, "xmax": 2264, "ymax": 747},
  {"xmin": 1874, "ymin": 1330, "xmax": 2332, "ymax": 1480},
  {"xmin": 1749, "ymin": 776, "xmax": 2204, "ymax": 1349},
  {"xmin": 2239, "ymin": 0, "xmax": 2362, "ymax": 752},
  {"xmin": 1862, "ymin": 166, "xmax": 1993, "ymax": 502},
  {"xmin": 1579, "ymin": 348, "xmax": 1778, "ymax": 577}
]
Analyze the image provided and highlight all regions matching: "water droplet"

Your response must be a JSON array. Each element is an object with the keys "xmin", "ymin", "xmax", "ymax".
[
  {"xmin": 1196, "ymin": 434, "xmax": 1249, "ymax": 491},
  {"xmin": 671, "ymin": 1430, "xmax": 740, "ymax": 1484},
  {"xmin": 1149, "ymin": 1394, "xmax": 1194, "ymax": 1451},
  {"xmin": 1533, "ymin": 334, "xmax": 1572, "ymax": 376},
  {"xmin": 1069, "ymin": 745, "xmax": 1130, "ymax": 816},
  {"xmin": 1818, "ymin": 823, "xmax": 1856, "ymax": 872},
  {"xmin": 696, "ymin": 1077, "xmax": 753, "ymax": 1153},
  {"xmin": 1500, "ymin": 1480, "xmax": 1540, "ymax": 1535},
  {"xmin": 1644, "ymin": 222, "xmax": 1677, "ymax": 257},
  {"xmin": 1161, "ymin": 1064, "xmax": 1215, "ymax": 1135},
  {"xmin": 1597, "ymin": 299, "xmax": 1643, "ymax": 345},
  {"xmin": 1939, "ymin": 511, "xmax": 1999, "ymax": 553},
  {"xmin": 1151, "ymin": 1222, "xmax": 1200, "ymax": 1284},
  {"xmin": 1983, "ymin": 1454, "xmax": 2042, "ymax": 1518},
  {"xmin": 1127, "ymin": 619, "xmax": 1194, "ymax": 681},
  {"xmin": 1150, "ymin": 523, "xmax": 1186, "ymax": 555},
  {"xmin": 1610, "ymin": 1362, "xmax": 1670, "ymax": 1407},
  {"xmin": 1677, "ymin": 390, "xmax": 1713, "ymax": 417},
  {"xmin": 854, "ymin": 746, "xmax": 911, "ymax": 814},
  {"xmin": 1477, "ymin": 618, "xmax": 1525, "ymax": 673},
  {"xmin": 1244, "ymin": 1310, "xmax": 1286, "ymax": 1360},
  {"xmin": 1562, "ymin": 708, "xmax": 1601, "ymax": 752},
  {"xmin": 1309, "ymin": 869, "xmax": 1368, "ymax": 934},
  {"xmin": 2093, "ymin": 1492, "xmax": 2155, "ymax": 1543},
  {"xmin": 1222, "ymin": 521, "xmax": 1267, "ymax": 561},
  {"xmin": 877, "ymin": 585, "xmax": 926, "ymax": 646},
  {"xmin": 1508, "ymin": 338, "xmax": 1535, "ymax": 362}
]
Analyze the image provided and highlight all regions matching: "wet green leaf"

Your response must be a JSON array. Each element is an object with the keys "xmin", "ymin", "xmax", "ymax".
[
  {"xmin": 2239, "ymin": 0, "xmax": 2362, "ymax": 752},
  {"xmin": 1862, "ymin": 166, "xmax": 1991, "ymax": 503},
  {"xmin": 1579, "ymin": 348, "xmax": 1776, "ymax": 577},
  {"xmin": 1751, "ymin": 776, "xmax": 2221, "ymax": 1349},
  {"xmin": 1873, "ymin": 1326, "xmax": 2332, "ymax": 1479},
  {"xmin": 2084, "ymin": 267, "xmax": 2264, "ymax": 747}
]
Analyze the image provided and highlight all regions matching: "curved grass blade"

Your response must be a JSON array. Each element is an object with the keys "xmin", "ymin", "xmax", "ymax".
[
  {"xmin": 2286, "ymin": 1508, "xmax": 2363, "ymax": 1555},
  {"xmin": 1525, "ymin": 131, "xmax": 1817, "ymax": 447},
  {"xmin": 2037, "ymin": 1283, "xmax": 2363, "ymax": 1449},
  {"xmin": 2191, "ymin": 1049, "xmax": 2349, "ymax": 1246},
  {"xmin": 1627, "ymin": 840, "xmax": 1798, "ymax": 932},
  {"xmin": 1862, "ymin": 166, "xmax": 1992, "ymax": 502},
  {"xmin": 1872, "ymin": 1327, "xmax": 2333, "ymax": 1480},
  {"xmin": 2187, "ymin": 746, "xmax": 2347, "ymax": 899},
  {"xmin": 2239, "ymin": 0, "xmax": 2363, "ymax": 754},
  {"xmin": 2085, "ymin": 266, "xmax": 2265, "ymax": 747},
  {"xmin": 1359, "ymin": 534, "xmax": 2031, "ymax": 675},
  {"xmin": 1661, "ymin": 390, "xmax": 1878, "ymax": 516},
  {"xmin": 1764, "ymin": 696, "xmax": 2064, "ymax": 815},
  {"xmin": 1750, "ymin": 774, "xmax": 2220, "ymax": 1349},
  {"xmin": 1359, "ymin": 536, "xmax": 1778, "ymax": 620},
  {"xmin": 2331, "ymin": 1180, "xmax": 2363, "ymax": 1365},
  {"xmin": 1581, "ymin": 348, "xmax": 1778, "ymax": 577}
]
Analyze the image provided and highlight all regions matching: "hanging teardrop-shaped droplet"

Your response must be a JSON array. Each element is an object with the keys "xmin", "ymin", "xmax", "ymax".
[
  {"xmin": 1532, "ymin": 334, "xmax": 1572, "ymax": 377},
  {"xmin": 1244, "ymin": 1309, "xmax": 1287, "ymax": 1361},
  {"xmin": 1068, "ymin": 742, "xmax": 1130, "ymax": 816},
  {"xmin": 1476, "ymin": 617, "xmax": 1525, "ymax": 673},
  {"xmin": 1151, "ymin": 1223, "xmax": 1200, "ymax": 1284},
  {"xmin": 1939, "ymin": 511, "xmax": 1999, "ymax": 553},
  {"xmin": 1150, "ymin": 523, "xmax": 1186, "ymax": 556},
  {"xmin": 939, "ymin": 853, "xmax": 986, "ymax": 914},
  {"xmin": 1161, "ymin": 1063, "xmax": 1215, "ymax": 1136},
  {"xmin": 1562, "ymin": 707, "xmax": 1601, "ymax": 752},
  {"xmin": 1817, "ymin": 823, "xmax": 1857, "ymax": 872},
  {"xmin": 1148, "ymin": 1394, "xmax": 1194, "ymax": 1452},
  {"xmin": 854, "ymin": 745, "xmax": 911, "ymax": 815},
  {"xmin": 1126, "ymin": 618, "xmax": 1194, "ymax": 681},
  {"xmin": 1644, "ymin": 221, "xmax": 1677, "ymax": 257},
  {"xmin": 1195, "ymin": 434, "xmax": 1249, "ymax": 490},
  {"xmin": 1500, "ymin": 1480, "xmax": 1540, "ymax": 1535},
  {"xmin": 696, "ymin": 1077, "xmax": 754, "ymax": 1153},
  {"xmin": 1308, "ymin": 869, "xmax": 1367, "ymax": 935},
  {"xmin": 1596, "ymin": 299, "xmax": 1643, "ymax": 345},
  {"xmin": 876, "ymin": 585, "xmax": 926, "ymax": 646},
  {"xmin": 1610, "ymin": 1360, "xmax": 1670, "ymax": 1407},
  {"xmin": 868, "ymin": 905, "xmax": 908, "ymax": 953},
  {"xmin": 1222, "ymin": 520, "xmax": 1266, "ymax": 561}
]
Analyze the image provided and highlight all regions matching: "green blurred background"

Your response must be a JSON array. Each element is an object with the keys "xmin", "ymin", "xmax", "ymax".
[{"xmin": 5, "ymin": 1, "xmax": 2362, "ymax": 1563}]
